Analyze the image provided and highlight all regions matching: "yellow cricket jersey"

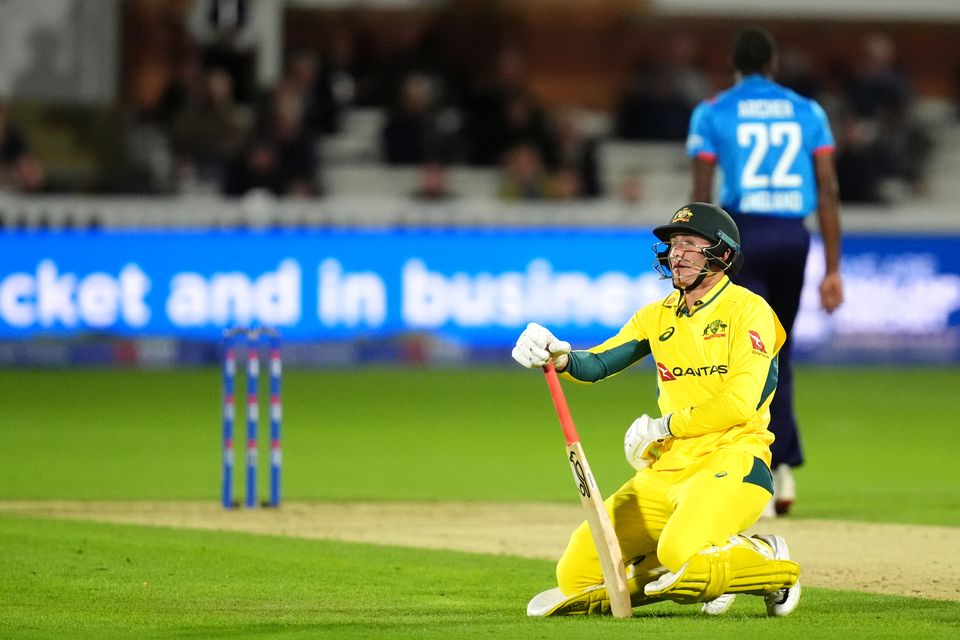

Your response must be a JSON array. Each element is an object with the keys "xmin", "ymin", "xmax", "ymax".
[{"xmin": 563, "ymin": 275, "xmax": 786, "ymax": 471}]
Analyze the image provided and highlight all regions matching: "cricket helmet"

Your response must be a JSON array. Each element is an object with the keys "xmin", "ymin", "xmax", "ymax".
[{"xmin": 652, "ymin": 202, "xmax": 744, "ymax": 276}]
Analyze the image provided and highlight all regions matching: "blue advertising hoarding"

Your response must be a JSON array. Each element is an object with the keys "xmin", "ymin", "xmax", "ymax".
[{"xmin": 2, "ymin": 229, "xmax": 960, "ymax": 361}]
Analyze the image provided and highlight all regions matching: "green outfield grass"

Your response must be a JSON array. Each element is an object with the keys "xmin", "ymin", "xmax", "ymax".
[
  {"xmin": 1, "ymin": 516, "xmax": 957, "ymax": 640},
  {"xmin": 1, "ymin": 365, "xmax": 959, "ymax": 638},
  {"xmin": 1, "ymin": 366, "xmax": 958, "ymax": 524}
]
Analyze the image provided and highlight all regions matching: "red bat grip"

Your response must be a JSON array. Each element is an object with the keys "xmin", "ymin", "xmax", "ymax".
[{"xmin": 542, "ymin": 362, "xmax": 580, "ymax": 446}]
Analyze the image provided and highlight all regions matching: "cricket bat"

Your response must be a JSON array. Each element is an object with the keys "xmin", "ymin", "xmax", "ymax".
[{"xmin": 541, "ymin": 362, "xmax": 632, "ymax": 618}]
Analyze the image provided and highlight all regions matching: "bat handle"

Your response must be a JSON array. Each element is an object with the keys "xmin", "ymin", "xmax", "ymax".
[{"xmin": 542, "ymin": 362, "xmax": 580, "ymax": 446}]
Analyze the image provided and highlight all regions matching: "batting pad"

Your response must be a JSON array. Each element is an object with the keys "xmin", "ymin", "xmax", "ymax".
[
  {"xmin": 528, "ymin": 564, "xmax": 670, "ymax": 616},
  {"xmin": 644, "ymin": 536, "xmax": 800, "ymax": 604}
]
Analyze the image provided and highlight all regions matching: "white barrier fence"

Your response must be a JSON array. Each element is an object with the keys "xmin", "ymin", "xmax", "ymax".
[{"xmin": 1, "ymin": 192, "xmax": 958, "ymax": 233}]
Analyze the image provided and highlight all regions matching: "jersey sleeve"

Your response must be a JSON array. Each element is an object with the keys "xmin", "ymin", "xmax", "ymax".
[
  {"xmin": 564, "ymin": 309, "xmax": 652, "ymax": 383},
  {"xmin": 808, "ymin": 100, "xmax": 835, "ymax": 153},
  {"xmin": 668, "ymin": 297, "xmax": 786, "ymax": 437},
  {"xmin": 686, "ymin": 101, "xmax": 717, "ymax": 161}
]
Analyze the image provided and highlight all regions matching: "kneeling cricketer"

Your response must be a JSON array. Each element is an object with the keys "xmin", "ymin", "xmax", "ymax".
[{"xmin": 513, "ymin": 203, "xmax": 801, "ymax": 617}]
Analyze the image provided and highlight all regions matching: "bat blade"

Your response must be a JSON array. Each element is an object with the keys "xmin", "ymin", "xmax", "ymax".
[{"xmin": 543, "ymin": 363, "xmax": 632, "ymax": 618}]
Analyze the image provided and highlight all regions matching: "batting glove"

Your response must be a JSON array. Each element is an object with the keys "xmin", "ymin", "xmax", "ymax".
[
  {"xmin": 624, "ymin": 414, "xmax": 672, "ymax": 471},
  {"xmin": 511, "ymin": 322, "xmax": 571, "ymax": 370}
]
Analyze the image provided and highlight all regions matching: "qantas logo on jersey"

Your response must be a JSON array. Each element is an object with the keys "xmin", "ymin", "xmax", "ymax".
[
  {"xmin": 748, "ymin": 330, "xmax": 767, "ymax": 353},
  {"xmin": 657, "ymin": 362, "xmax": 676, "ymax": 381},
  {"xmin": 702, "ymin": 319, "xmax": 728, "ymax": 340},
  {"xmin": 657, "ymin": 362, "xmax": 728, "ymax": 381}
]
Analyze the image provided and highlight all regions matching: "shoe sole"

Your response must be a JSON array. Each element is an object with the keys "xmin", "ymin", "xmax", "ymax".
[
  {"xmin": 774, "ymin": 499, "xmax": 794, "ymax": 515},
  {"xmin": 755, "ymin": 534, "xmax": 801, "ymax": 617},
  {"xmin": 701, "ymin": 594, "xmax": 736, "ymax": 615}
]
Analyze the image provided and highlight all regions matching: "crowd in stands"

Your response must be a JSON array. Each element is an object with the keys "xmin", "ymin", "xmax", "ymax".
[
  {"xmin": 0, "ymin": 7, "xmax": 948, "ymax": 206},
  {"xmin": 135, "ymin": 11, "xmax": 609, "ymax": 203}
]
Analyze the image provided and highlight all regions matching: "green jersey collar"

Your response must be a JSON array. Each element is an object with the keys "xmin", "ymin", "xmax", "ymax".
[{"xmin": 672, "ymin": 275, "xmax": 732, "ymax": 317}]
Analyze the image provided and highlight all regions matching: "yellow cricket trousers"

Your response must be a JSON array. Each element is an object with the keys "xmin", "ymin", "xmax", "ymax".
[{"xmin": 557, "ymin": 448, "xmax": 773, "ymax": 594}]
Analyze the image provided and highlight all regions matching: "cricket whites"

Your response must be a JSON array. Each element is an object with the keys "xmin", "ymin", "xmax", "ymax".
[{"xmin": 542, "ymin": 362, "xmax": 632, "ymax": 618}]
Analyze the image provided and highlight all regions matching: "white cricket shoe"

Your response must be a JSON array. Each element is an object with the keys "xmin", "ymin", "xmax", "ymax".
[
  {"xmin": 753, "ymin": 534, "xmax": 801, "ymax": 617},
  {"xmin": 701, "ymin": 593, "xmax": 736, "ymax": 615},
  {"xmin": 526, "ymin": 585, "xmax": 612, "ymax": 616},
  {"xmin": 527, "ymin": 587, "xmax": 566, "ymax": 616},
  {"xmin": 774, "ymin": 464, "xmax": 796, "ymax": 515}
]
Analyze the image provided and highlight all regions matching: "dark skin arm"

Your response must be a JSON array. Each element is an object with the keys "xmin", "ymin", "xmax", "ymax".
[
  {"xmin": 691, "ymin": 156, "xmax": 715, "ymax": 203},
  {"xmin": 814, "ymin": 150, "xmax": 843, "ymax": 312}
]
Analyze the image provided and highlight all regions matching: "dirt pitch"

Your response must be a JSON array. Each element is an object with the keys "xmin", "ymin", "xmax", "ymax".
[{"xmin": 2, "ymin": 500, "xmax": 958, "ymax": 602}]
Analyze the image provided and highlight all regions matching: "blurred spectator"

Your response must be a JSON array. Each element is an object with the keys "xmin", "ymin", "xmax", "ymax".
[
  {"xmin": 263, "ymin": 84, "xmax": 320, "ymax": 196},
  {"xmin": 223, "ymin": 137, "xmax": 283, "ymax": 196},
  {"xmin": 282, "ymin": 50, "xmax": 320, "ymax": 120},
  {"xmin": 225, "ymin": 84, "xmax": 318, "ymax": 197},
  {"xmin": 550, "ymin": 167, "xmax": 583, "ymax": 201},
  {"xmin": 876, "ymin": 103, "xmax": 933, "ymax": 198},
  {"xmin": 0, "ymin": 101, "xmax": 46, "ymax": 192},
  {"xmin": 614, "ymin": 61, "xmax": 693, "ymax": 141},
  {"xmin": 280, "ymin": 49, "xmax": 340, "ymax": 139},
  {"xmin": 461, "ymin": 45, "xmax": 531, "ymax": 165},
  {"xmin": 330, "ymin": 26, "xmax": 384, "ymax": 108},
  {"xmin": 411, "ymin": 162, "xmax": 455, "ymax": 201},
  {"xmin": 171, "ymin": 67, "xmax": 252, "ymax": 186},
  {"xmin": 370, "ymin": 20, "xmax": 453, "ymax": 109},
  {"xmin": 614, "ymin": 33, "xmax": 709, "ymax": 141},
  {"xmin": 776, "ymin": 46, "xmax": 823, "ymax": 100},
  {"xmin": 313, "ymin": 28, "xmax": 359, "ymax": 134},
  {"xmin": 499, "ymin": 142, "xmax": 550, "ymax": 200},
  {"xmin": 553, "ymin": 109, "xmax": 602, "ymax": 198},
  {"xmin": 498, "ymin": 89, "xmax": 558, "ymax": 170},
  {"xmin": 845, "ymin": 33, "xmax": 912, "ymax": 119},
  {"xmin": 148, "ymin": 54, "xmax": 206, "ymax": 127},
  {"xmin": 834, "ymin": 114, "xmax": 887, "ymax": 203},
  {"xmin": 313, "ymin": 26, "xmax": 361, "ymax": 134},
  {"xmin": 839, "ymin": 33, "xmax": 933, "ymax": 198},
  {"xmin": 382, "ymin": 72, "xmax": 453, "ymax": 165}
]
